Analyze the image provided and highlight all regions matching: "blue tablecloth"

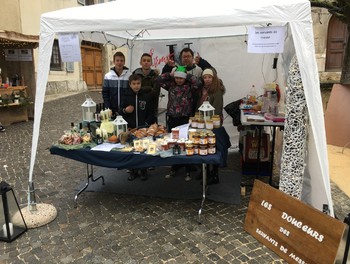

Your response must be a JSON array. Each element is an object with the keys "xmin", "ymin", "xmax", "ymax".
[{"xmin": 50, "ymin": 127, "xmax": 231, "ymax": 169}]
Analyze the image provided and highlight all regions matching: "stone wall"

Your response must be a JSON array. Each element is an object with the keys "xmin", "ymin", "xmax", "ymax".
[{"xmin": 45, "ymin": 80, "xmax": 87, "ymax": 95}]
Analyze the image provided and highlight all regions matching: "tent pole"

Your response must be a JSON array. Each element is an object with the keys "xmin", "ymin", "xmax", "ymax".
[{"xmin": 28, "ymin": 181, "xmax": 37, "ymax": 211}]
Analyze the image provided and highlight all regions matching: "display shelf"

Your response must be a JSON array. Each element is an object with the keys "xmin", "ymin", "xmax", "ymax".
[{"xmin": 0, "ymin": 86, "xmax": 29, "ymax": 125}]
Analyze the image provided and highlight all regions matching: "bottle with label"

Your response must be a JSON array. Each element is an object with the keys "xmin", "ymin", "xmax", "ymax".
[
  {"xmin": 248, "ymin": 85, "xmax": 257, "ymax": 104},
  {"xmin": 269, "ymin": 91, "xmax": 279, "ymax": 115},
  {"xmin": 70, "ymin": 122, "xmax": 78, "ymax": 134}
]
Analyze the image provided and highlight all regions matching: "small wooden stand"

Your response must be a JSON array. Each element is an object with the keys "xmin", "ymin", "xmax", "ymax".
[{"xmin": 0, "ymin": 86, "xmax": 28, "ymax": 125}]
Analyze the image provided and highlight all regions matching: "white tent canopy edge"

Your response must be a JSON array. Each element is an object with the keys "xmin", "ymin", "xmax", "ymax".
[{"xmin": 31, "ymin": 0, "xmax": 333, "ymax": 216}]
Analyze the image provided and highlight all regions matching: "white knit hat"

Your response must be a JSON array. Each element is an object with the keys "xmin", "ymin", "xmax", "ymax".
[
  {"xmin": 202, "ymin": 68, "xmax": 214, "ymax": 77},
  {"xmin": 174, "ymin": 66, "xmax": 187, "ymax": 79}
]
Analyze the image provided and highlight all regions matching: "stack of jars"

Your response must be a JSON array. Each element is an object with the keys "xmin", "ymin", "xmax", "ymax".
[
  {"xmin": 185, "ymin": 130, "xmax": 216, "ymax": 156},
  {"xmin": 189, "ymin": 112, "xmax": 221, "ymax": 130}
]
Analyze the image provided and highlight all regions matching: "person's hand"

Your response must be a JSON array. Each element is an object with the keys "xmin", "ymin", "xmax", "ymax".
[
  {"xmin": 125, "ymin": 105, "xmax": 134, "ymax": 113},
  {"xmin": 194, "ymin": 52, "xmax": 201, "ymax": 64},
  {"xmin": 165, "ymin": 56, "xmax": 175, "ymax": 67},
  {"xmin": 153, "ymin": 68, "xmax": 160, "ymax": 76}
]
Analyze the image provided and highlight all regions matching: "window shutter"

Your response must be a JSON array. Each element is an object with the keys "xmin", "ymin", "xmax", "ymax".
[{"xmin": 66, "ymin": 62, "xmax": 74, "ymax": 72}]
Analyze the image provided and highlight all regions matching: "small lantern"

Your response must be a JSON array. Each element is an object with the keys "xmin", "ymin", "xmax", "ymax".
[
  {"xmin": 113, "ymin": 115, "xmax": 128, "ymax": 136},
  {"xmin": 81, "ymin": 95, "xmax": 96, "ymax": 122},
  {"xmin": 0, "ymin": 181, "xmax": 27, "ymax": 242},
  {"xmin": 198, "ymin": 101, "xmax": 215, "ymax": 121}
]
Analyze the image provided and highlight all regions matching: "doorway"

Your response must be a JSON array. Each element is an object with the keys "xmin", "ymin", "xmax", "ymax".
[
  {"xmin": 326, "ymin": 15, "xmax": 349, "ymax": 71},
  {"xmin": 81, "ymin": 45, "xmax": 103, "ymax": 90}
]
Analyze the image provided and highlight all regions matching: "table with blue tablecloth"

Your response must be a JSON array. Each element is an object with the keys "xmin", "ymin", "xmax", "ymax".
[{"xmin": 50, "ymin": 126, "xmax": 231, "ymax": 223}]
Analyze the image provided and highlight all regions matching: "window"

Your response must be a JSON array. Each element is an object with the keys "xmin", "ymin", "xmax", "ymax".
[
  {"xmin": 85, "ymin": 0, "xmax": 95, "ymax": 5},
  {"xmin": 50, "ymin": 40, "xmax": 62, "ymax": 71},
  {"xmin": 78, "ymin": 0, "xmax": 95, "ymax": 5}
]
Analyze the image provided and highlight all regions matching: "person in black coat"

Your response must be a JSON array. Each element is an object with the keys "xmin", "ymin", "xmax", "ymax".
[
  {"xmin": 119, "ymin": 74, "xmax": 156, "ymax": 129},
  {"xmin": 119, "ymin": 74, "xmax": 156, "ymax": 181}
]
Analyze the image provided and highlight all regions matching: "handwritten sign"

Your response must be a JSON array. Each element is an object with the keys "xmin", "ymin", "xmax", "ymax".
[
  {"xmin": 143, "ymin": 40, "xmax": 200, "ymax": 68},
  {"xmin": 244, "ymin": 180, "xmax": 346, "ymax": 264},
  {"xmin": 247, "ymin": 26, "xmax": 285, "ymax": 53},
  {"xmin": 58, "ymin": 32, "xmax": 82, "ymax": 62}
]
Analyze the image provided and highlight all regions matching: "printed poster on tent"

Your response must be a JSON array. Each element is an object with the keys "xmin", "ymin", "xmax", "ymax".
[
  {"xmin": 58, "ymin": 32, "xmax": 82, "ymax": 62},
  {"xmin": 247, "ymin": 26, "xmax": 285, "ymax": 53}
]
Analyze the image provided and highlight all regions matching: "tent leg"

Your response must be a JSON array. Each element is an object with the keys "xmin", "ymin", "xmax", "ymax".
[
  {"xmin": 343, "ymin": 213, "xmax": 350, "ymax": 264},
  {"xmin": 28, "ymin": 181, "xmax": 37, "ymax": 211},
  {"xmin": 20, "ymin": 180, "xmax": 58, "ymax": 228}
]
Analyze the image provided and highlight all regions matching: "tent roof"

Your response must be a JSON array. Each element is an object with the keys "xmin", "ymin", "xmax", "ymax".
[{"xmin": 41, "ymin": 0, "xmax": 309, "ymax": 40}]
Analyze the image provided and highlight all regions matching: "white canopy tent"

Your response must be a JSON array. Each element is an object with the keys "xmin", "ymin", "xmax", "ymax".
[{"xmin": 32, "ymin": 0, "xmax": 333, "ymax": 215}]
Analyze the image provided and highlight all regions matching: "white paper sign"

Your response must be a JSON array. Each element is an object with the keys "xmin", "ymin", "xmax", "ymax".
[
  {"xmin": 247, "ymin": 26, "xmax": 285, "ymax": 53},
  {"xmin": 58, "ymin": 32, "xmax": 82, "ymax": 62},
  {"xmin": 175, "ymin": 123, "xmax": 190, "ymax": 139}
]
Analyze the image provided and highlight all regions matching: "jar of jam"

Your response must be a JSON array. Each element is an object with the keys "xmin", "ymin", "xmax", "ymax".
[
  {"xmin": 205, "ymin": 120, "xmax": 214, "ymax": 130},
  {"xmin": 197, "ymin": 119, "xmax": 205, "ymax": 129},
  {"xmin": 191, "ymin": 118, "xmax": 198, "ymax": 128},
  {"xmin": 171, "ymin": 127, "xmax": 180, "ymax": 139},
  {"xmin": 208, "ymin": 144, "xmax": 216, "ymax": 154},
  {"xmin": 193, "ymin": 144, "xmax": 199, "ymax": 155},
  {"xmin": 199, "ymin": 144, "xmax": 208, "ymax": 156},
  {"xmin": 212, "ymin": 115, "xmax": 221, "ymax": 128},
  {"xmin": 185, "ymin": 141, "xmax": 194, "ymax": 156},
  {"xmin": 167, "ymin": 139, "xmax": 176, "ymax": 149},
  {"xmin": 188, "ymin": 128, "xmax": 197, "ymax": 141},
  {"xmin": 178, "ymin": 139, "xmax": 186, "ymax": 151},
  {"xmin": 161, "ymin": 142, "xmax": 169, "ymax": 151},
  {"xmin": 192, "ymin": 133, "xmax": 200, "ymax": 144},
  {"xmin": 199, "ymin": 133, "xmax": 208, "ymax": 145},
  {"xmin": 207, "ymin": 132, "xmax": 216, "ymax": 144}
]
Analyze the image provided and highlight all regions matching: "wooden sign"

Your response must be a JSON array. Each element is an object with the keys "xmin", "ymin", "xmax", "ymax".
[{"xmin": 244, "ymin": 180, "xmax": 347, "ymax": 264}]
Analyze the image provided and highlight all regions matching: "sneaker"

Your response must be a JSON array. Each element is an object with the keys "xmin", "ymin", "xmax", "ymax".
[
  {"xmin": 140, "ymin": 169, "xmax": 148, "ymax": 181},
  {"xmin": 185, "ymin": 173, "xmax": 192, "ymax": 182},
  {"xmin": 0, "ymin": 125, "xmax": 5, "ymax": 132},
  {"xmin": 128, "ymin": 169, "xmax": 138, "ymax": 181},
  {"xmin": 165, "ymin": 169, "xmax": 175, "ymax": 179}
]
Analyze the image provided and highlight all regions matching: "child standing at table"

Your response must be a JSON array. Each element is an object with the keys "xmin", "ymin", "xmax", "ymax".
[
  {"xmin": 119, "ymin": 74, "xmax": 156, "ymax": 181},
  {"xmin": 156, "ymin": 66, "xmax": 202, "ymax": 181},
  {"xmin": 196, "ymin": 68, "xmax": 226, "ymax": 184}
]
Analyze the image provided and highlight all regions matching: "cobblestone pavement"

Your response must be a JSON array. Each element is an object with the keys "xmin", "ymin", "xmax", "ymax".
[{"xmin": 0, "ymin": 92, "xmax": 349, "ymax": 264}]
